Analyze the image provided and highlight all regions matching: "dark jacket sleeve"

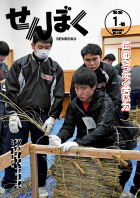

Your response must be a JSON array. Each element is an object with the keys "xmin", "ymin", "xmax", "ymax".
[
  {"xmin": 114, "ymin": 64, "xmax": 119, "ymax": 74},
  {"xmin": 5, "ymin": 61, "xmax": 20, "ymax": 113},
  {"xmin": 49, "ymin": 66, "xmax": 64, "ymax": 119},
  {"xmin": 114, "ymin": 62, "xmax": 122, "ymax": 76},
  {"xmin": 74, "ymin": 97, "xmax": 115, "ymax": 146},
  {"xmin": 105, "ymin": 64, "xmax": 120, "ymax": 109},
  {"xmin": 57, "ymin": 103, "xmax": 77, "ymax": 143}
]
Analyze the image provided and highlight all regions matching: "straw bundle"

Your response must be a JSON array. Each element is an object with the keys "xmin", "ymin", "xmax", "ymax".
[
  {"xmin": 128, "ymin": 108, "xmax": 140, "ymax": 125},
  {"xmin": 51, "ymin": 155, "xmax": 122, "ymax": 198},
  {"xmin": 0, "ymin": 178, "xmax": 31, "ymax": 198}
]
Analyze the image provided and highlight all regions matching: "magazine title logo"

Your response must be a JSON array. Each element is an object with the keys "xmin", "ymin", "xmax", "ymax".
[{"xmin": 6, "ymin": 6, "xmax": 88, "ymax": 41}]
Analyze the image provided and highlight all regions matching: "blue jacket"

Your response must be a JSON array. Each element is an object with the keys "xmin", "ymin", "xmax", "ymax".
[{"xmin": 0, "ymin": 62, "xmax": 9, "ymax": 100}]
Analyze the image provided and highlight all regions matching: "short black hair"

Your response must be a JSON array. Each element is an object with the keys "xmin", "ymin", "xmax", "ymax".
[
  {"xmin": 72, "ymin": 67, "xmax": 97, "ymax": 88},
  {"xmin": 33, "ymin": 30, "xmax": 53, "ymax": 45},
  {"xmin": 81, "ymin": 43, "xmax": 102, "ymax": 59},
  {"xmin": 0, "ymin": 41, "xmax": 9, "ymax": 56},
  {"xmin": 103, "ymin": 53, "xmax": 116, "ymax": 61}
]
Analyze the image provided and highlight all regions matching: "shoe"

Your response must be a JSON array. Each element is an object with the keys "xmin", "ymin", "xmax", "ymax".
[
  {"xmin": 38, "ymin": 187, "xmax": 48, "ymax": 197},
  {"xmin": 120, "ymin": 191, "xmax": 140, "ymax": 198}
]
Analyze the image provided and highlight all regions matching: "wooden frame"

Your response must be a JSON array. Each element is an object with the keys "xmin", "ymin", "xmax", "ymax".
[
  {"xmin": 29, "ymin": 144, "xmax": 140, "ymax": 198},
  {"xmin": 118, "ymin": 46, "xmax": 140, "ymax": 65},
  {"xmin": 60, "ymin": 70, "xmax": 76, "ymax": 116},
  {"xmin": 0, "ymin": 142, "xmax": 140, "ymax": 197},
  {"xmin": 0, "ymin": 142, "xmax": 31, "ymax": 171},
  {"xmin": 63, "ymin": 70, "xmax": 76, "ymax": 93},
  {"xmin": 3, "ymin": 49, "xmax": 14, "ymax": 68}
]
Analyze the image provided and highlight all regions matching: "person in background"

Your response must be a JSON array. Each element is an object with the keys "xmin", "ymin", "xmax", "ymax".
[
  {"xmin": 115, "ymin": 75, "xmax": 139, "ymax": 150},
  {"xmin": 130, "ymin": 65, "xmax": 140, "ymax": 109},
  {"xmin": 1, "ymin": 31, "xmax": 64, "ymax": 197},
  {"xmin": 115, "ymin": 62, "xmax": 123, "ymax": 76},
  {"xmin": 121, "ymin": 161, "xmax": 140, "ymax": 198},
  {"xmin": 103, "ymin": 53, "xmax": 116, "ymax": 65},
  {"xmin": 0, "ymin": 41, "xmax": 9, "ymax": 155},
  {"xmin": 70, "ymin": 43, "xmax": 120, "ymax": 110}
]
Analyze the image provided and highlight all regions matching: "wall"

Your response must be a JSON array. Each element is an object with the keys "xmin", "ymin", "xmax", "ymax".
[
  {"xmin": 1, "ymin": 0, "xmax": 140, "ymax": 69},
  {"xmin": 0, "ymin": 0, "xmax": 13, "ymax": 49},
  {"xmin": 8, "ymin": 0, "xmax": 102, "ymax": 69}
]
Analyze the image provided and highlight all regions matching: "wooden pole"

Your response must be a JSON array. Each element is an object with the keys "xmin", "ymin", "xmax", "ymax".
[
  {"xmin": 32, "ymin": 144, "xmax": 140, "ymax": 161},
  {"xmin": 112, "ymin": 154, "xmax": 128, "ymax": 167},
  {"xmin": 30, "ymin": 144, "xmax": 39, "ymax": 198},
  {"xmin": 102, "ymin": 37, "xmax": 105, "ymax": 58},
  {"xmin": 0, "ymin": 141, "xmax": 32, "ymax": 171}
]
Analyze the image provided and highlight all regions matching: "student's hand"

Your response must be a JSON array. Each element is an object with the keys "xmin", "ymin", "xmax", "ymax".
[
  {"xmin": 44, "ymin": 117, "xmax": 55, "ymax": 134},
  {"xmin": 58, "ymin": 142, "xmax": 78, "ymax": 152},
  {"xmin": 9, "ymin": 113, "xmax": 22, "ymax": 133},
  {"xmin": 49, "ymin": 135, "xmax": 61, "ymax": 146},
  {"xmin": 0, "ymin": 79, "xmax": 5, "ymax": 85}
]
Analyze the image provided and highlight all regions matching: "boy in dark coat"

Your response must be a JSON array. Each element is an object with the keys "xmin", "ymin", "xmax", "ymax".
[
  {"xmin": 70, "ymin": 44, "xmax": 120, "ymax": 110},
  {"xmin": 1, "ymin": 31, "xmax": 64, "ymax": 197},
  {"xmin": 49, "ymin": 67, "xmax": 132, "ymax": 190}
]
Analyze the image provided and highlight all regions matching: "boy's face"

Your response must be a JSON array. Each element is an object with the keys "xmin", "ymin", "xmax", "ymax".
[
  {"xmin": 75, "ymin": 84, "xmax": 96, "ymax": 103},
  {"xmin": 83, "ymin": 54, "xmax": 102, "ymax": 71},
  {"xmin": 31, "ymin": 41, "xmax": 51, "ymax": 60},
  {"xmin": 0, "ymin": 55, "xmax": 6, "ymax": 63}
]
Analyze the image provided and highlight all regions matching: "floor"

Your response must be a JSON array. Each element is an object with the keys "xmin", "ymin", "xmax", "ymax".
[{"xmin": 0, "ymin": 118, "xmax": 140, "ymax": 197}]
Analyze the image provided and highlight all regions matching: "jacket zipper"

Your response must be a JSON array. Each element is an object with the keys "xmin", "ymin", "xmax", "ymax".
[
  {"xmin": 75, "ymin": 103, "xmax": 89, "ymax": 135},
  {"xmin": 37, "ymin": 62, "xmax": 40, "ymax": 81},
  {"xmin": 75, "ymin": 103, "xmax": 85, "ymax": 116}
]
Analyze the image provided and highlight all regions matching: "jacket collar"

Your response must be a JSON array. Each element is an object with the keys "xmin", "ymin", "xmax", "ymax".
[
  {"xmin": 29, "ymin": 53, "xmax": 57, "ymax": 74},
  {"xmin": 75, "ymin": 89, "xmax": 104, "ymax": 113},
  {"xmin": 82, "ymin": 62, "xmax": 102, "ymax": 74}
]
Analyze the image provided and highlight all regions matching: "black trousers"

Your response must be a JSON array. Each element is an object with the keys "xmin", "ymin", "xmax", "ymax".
[
  {"xmin": 119, "ymin": 160, "xmax": 132, "ymax": 190},
  {"xmin": 2, "ymin": 111, "xmax": 49, "ymax": 189},
  {"xmin": 108, "ymin": 145, "xmax": 132, "ymax": 190},
  {"xmin": 130, "ymin": 161, "xmax": 140, "ymax": 196},
  {"xmin": 0, "ymin": 102, "xmax": 9, "ymax": 155}
]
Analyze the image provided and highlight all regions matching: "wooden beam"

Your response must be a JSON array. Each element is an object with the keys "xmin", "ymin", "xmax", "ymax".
[
  {"xmin": 30, "ymin": 145, "xmax": 38, "ymax": 198},
  {"xmin": 0, "ymin": 141, "xmax": 32, "ymax": 171},
  {"xmin": 63, "ymin": 70, "xmax": 76, "ymax": 72},
  {"xmin": 102, "ymin": 37, "xmax": 105, "ymax": 58},
  {"xmin": 32, "ymin": 145, "xmax": 140, "ymax": 161},
  {"xmin": 101, "ymin": 25, "xmax": 140, "ymax": 37},
  {"xmin": 8, "ymin": 49, "xmax": 14, "ymax": 68}
]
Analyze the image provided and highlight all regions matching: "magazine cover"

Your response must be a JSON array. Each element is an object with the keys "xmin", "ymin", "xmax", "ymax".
[{"xmin": 0, "ymin": 0, "xmax": 140, "ymax": 197}]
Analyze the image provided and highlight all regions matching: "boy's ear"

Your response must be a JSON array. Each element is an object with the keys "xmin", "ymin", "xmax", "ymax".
[
  {"xmin": 31, "ymin": 43, "xmax": 34, "ymax": 50},
  {"xmin": 92, "ymin": 84, "xmax": 96, "ymax": 91},
  {"xmin": 93, "ymin": 84, "xmax": 96, "ymax": 90}
]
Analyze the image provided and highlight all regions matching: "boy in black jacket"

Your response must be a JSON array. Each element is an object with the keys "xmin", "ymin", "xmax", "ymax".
[
  {"xmin": 49, "ymin": 67, "xmax": 132, "ymax": 190},
  {"xmin": 1, "ymin": 31, "xmax": 64, "ymax": 197},
  {"xmin": 70, "ymin": 43, "xmax": 119, "ymax": 110}
]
